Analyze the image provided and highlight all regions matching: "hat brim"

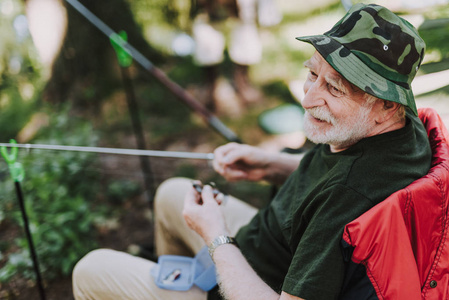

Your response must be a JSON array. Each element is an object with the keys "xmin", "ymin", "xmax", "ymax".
[{"xmin": 296, "ymin": 35, "xmax": 417, "ymax": 115}]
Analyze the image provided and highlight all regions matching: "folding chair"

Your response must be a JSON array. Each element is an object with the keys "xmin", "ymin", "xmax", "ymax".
[{"xmin": 340, "ymin": 107, "xmax": 449, "ymax": 299}]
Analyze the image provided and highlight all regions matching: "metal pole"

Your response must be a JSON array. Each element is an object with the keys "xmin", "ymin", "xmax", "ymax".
[
  {"xmin": 119, "ymin": 66, "xmax": 155, "ymax": 203},
  {"xmin": 1, "ymin": 142, "xmax": 46, "ymax": 299},
  {"xmin": 15, "ymin": 181, "xmax": 46, "ymax": 300}
]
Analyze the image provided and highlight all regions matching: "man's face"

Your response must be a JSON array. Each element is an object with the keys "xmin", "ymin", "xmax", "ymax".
[{"xmin": 301, "ymin": 52, "xmax": 377, "ymax": 152}]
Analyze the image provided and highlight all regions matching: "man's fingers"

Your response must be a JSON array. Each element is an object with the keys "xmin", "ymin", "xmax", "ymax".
[
  {"xmin": 222, "ymin": 168, "xmax": 248, "ymax": 181},
  {"xmin": 185, "ymin": 185, "xmax": 201, "ymax": 206},
  {"xmin": 214, "ymin": 143, "xmax": 244, "ymax": 165},
  {"xmin": 201, "ymin": 185, "xmax": 217, "ymax": 205},
  {"xmin": 212, "ymin": 158, "xmax": 224, "ymax": 174},
  {"xmin": 215, "ymin": 193, "xmax": 225, "ymax": 205},
  {"xmin": 213, "ymin": 143, "xmax": 237, "ymax": 161},
  {"xmin": 221, "ymin": 150, "xmax": 242, "ymax": 165}
]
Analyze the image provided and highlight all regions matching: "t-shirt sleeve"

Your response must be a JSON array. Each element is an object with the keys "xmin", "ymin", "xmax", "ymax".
[{"xmin": 282, "ymin": 184, "xmax": 373, "ymax": 300}]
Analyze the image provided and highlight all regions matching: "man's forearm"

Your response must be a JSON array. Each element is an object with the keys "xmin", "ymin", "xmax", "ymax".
[{"xmin": 212, "ymin": 244, "xmax": 280, "ymax": 300}]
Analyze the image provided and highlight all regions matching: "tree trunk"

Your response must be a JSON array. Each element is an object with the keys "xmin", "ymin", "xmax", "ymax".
[{"xmin": 42, "ymin": 0, "xmax": 165, "ymax": 111}]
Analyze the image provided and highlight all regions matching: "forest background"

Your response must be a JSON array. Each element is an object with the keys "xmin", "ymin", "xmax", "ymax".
[{"xmin": 0, "ymin": 0, "xmax": 448, "ymax": 299}]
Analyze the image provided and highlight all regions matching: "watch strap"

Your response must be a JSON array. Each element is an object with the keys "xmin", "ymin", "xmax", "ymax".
[{"xmin": 208, "ymin": 235, "xmax": 237, "ymax": 261}]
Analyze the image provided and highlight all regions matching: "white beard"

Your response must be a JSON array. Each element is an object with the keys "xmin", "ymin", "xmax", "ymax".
[{"xmin": 303, "ymin": 105, "xmax": 374, "ymax": 150}]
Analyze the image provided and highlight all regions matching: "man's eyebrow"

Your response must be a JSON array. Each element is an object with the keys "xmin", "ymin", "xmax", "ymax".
[
  {"xmin": 303, "ymin": 60, "xmax": 313, "ymax": 70},
  {"xmin": 324, "ymin": 74, "xmax": 349, "ymax": 94},
  {"xmin": 303, "ymin": 58, "xmax": 352, "ymax": 94}
]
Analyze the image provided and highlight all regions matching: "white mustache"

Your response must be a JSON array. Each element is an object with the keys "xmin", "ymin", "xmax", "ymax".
[{"xmin": 305, "ymin": 107, "xmax": 335, "ymax": 124}]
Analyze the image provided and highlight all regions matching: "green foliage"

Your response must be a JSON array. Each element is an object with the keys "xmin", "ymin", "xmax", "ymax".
[
  {"xmin": 419, "ymin": 20, "xmax": 449, "ymax": 60},
  {"xmin": 0, "ymin": 249, "xmax": 33, "ymax": 281},
  {"xmin": 134, "ymin": 82, "xmax": 196, "ymax": 141},
  {"xmin": 0, "ymin": 111, "xmax": 105, "ymax": 282},
  {"xmin": 262, "ymin": 80, "xmax": 298, "ymax": 104},
  {"xmin": 174, "ymin": 163, "xmax": 198, "ymax": 179},
  {"xmin": 132, "ymin": 0, "xmax": 192, "ymax": 31},
  {"xmin": 106, "ymin": 179, "xmax": 141, "ymax": 205}
]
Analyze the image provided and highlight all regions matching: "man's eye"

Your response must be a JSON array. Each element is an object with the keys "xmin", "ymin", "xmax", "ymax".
[
  {"xmin": 308, "ymin": 71, "xmax": 317, "ymax": 80},
  {"xmin": 328, "ymin": 84, "xmax": 344, "ymax": 97}
]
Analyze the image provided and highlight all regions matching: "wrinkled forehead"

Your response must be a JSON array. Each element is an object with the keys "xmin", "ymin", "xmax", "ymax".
[
  {"xmin": 305, "ymin": 52, "xmax": 340, "ymax": 75},
  {"xmin": 305, "ymin": 52, "xmax": 361, "ymax": 92}
]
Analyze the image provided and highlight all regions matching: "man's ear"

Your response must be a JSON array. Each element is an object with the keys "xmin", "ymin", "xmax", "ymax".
[{"xmin": 374, "ymin": 100, "xmax": 401, "ymax": 124}]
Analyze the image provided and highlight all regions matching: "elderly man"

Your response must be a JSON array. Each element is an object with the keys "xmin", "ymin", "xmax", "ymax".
[{"xmin": 72, "ymin": 4, "xmax": 431, "ymax": 300}]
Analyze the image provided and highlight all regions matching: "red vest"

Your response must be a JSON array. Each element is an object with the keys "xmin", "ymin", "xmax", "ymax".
[{"xmin": 342, "ymin": 108, "xmax": 449, "ymax": 299}]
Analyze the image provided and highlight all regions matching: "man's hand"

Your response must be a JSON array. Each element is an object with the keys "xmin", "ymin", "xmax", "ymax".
[
  {"xmin": 183, "ymin": 181, "xmax": 306, "ymax": 300},
  {"xmin": 213, "ymin": 143, "xmax": 303, "ymax": 185},
  {"xmin": 182, "ymin": 183, "xmax": 229, "ymax": 244},
  {"xmin": 213, "ymin": 143, "xmax": 271, "ymax": 182}
]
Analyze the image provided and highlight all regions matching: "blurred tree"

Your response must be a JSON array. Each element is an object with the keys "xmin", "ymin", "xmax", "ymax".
[
  {"xmin": 42, "ymin": 0, "xmax": 166, "ymax": 112},
  {"xmin": 0, "ymin": 0, "xmax": 42, "ymax": 141}
]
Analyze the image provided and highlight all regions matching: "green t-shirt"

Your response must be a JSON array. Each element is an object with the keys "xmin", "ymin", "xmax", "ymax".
[{"xmin": 208, "ymin": 112, "xmax": 431, "ymax": 300}]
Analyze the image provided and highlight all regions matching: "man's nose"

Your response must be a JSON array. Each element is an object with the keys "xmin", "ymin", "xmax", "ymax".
[{"xmin": 301, "ymin": 79, "xmax": 326, "ymax": 109}]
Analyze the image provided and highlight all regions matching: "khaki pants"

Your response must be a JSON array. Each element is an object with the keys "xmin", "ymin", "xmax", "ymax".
[{"xmin": 72, "ymin": 178, "xmax": 258, "ymax": 300}]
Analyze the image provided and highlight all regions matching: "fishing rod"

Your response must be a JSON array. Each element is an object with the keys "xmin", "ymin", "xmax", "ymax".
[
  {"xmin": 65, "ymin": 0, "xmax": 242, "ymax": 143},
  {"xmin": 0, "ymin": 142, "xmax": 214, "ymax": 160}
]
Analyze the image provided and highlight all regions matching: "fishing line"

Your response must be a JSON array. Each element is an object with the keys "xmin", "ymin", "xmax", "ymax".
[{"xmin": 0, "ymin": 143, "xmax": 215, "ymax": 160}]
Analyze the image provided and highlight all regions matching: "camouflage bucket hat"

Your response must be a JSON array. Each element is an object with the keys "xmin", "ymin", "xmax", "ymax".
[{"xmin": 296, "ymin": 3, "xmax": 426, "ymax": 115}]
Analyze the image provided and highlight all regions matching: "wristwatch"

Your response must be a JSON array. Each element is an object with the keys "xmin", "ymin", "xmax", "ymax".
[{"xmin": 208, "ymin": 235, "xmax": 237, "ymax": 261}]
